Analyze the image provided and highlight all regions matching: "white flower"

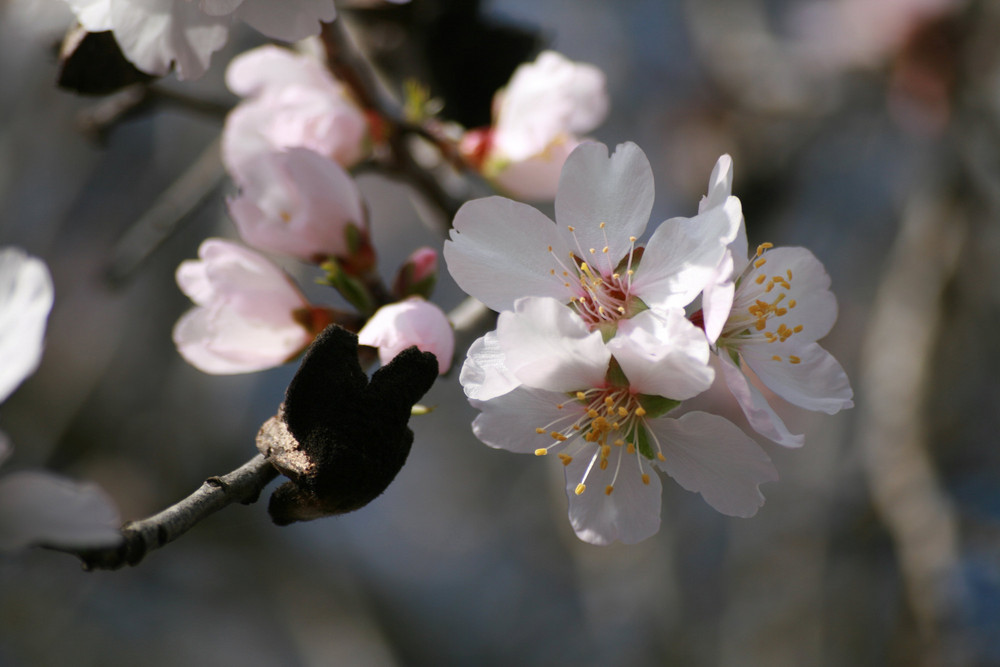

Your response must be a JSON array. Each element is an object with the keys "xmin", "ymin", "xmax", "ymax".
[
  {"xmin": 460, "ymin": 51, "xmax": 609, "ymax": 201},
  {"xmin": 0, "ymin": 248, "xmax": 121, "ymax": 551},
  {"xmin": 696, "ymin": 157, "xmax": 854, "ymax": 447},
  {"xmin": 63, "ymin": 0, "xmax": 337, "ymax": 80},
  {"xmin": 462, "ymin": 296, "xmax": 777, "ymax": 545},
  {"xmin": 226, "ymin": 147, "xmax": 367, "ymax": 263},
  {"xmin": 358, "ymin": 297, "xmax": 455, "ymax": 375},
  {"xmin": 173, "ymin": 238, "xmax": 314, "ymax": 374},
  {"xmin": 223, "ymin": 45, "xmax": 369, "ymax": 171},
  {"xmin": 445, "ymin": 141, "xmax": 741, "ymax": 331}
]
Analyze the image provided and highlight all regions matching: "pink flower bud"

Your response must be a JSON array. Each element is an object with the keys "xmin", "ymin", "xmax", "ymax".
[
  {"xmin": 357, "ymin": 298, "xmax": 454, "ymax": 374},
  {"xmin": 173, "ymin": 239, "xmax": 313, "ymax": 374},
  {"xmin": 392, "ymin": 247, "xmax": 439, "ymax": 300}
]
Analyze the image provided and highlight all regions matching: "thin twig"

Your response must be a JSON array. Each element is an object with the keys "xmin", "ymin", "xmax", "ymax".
[{"xmin": 59, "ymin": 454, "xmax": 278, "ymax": 571}]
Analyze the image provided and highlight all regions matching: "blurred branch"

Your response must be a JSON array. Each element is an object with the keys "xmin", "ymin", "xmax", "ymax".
[
  {"xmin": 57, "ymin": 454, "xmax": 278, "ymax": 570},
  {"xmin": 856, "ymin": 185, "xmax": 966, "ymax": 665}
]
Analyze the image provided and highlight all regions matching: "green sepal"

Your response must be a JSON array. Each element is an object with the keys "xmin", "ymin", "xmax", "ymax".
[
  {"xmin": 605, "ymin": 357, "xmax": 630, "ymax": 388},
  {"xmin": 635, "ymin": 423, "xmax": 655, "ymax": 460},
  {"xmin": 636, "ymin": 394, "xmax": 681, "ymax": 418},
  {"xmin": 319, "ymin": 258, "xmax": 375, "ymax": 315}
]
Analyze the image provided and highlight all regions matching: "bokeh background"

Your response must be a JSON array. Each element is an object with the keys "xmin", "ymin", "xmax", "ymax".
[{"xmin": 2, "ymin": 0, "xmax": 999, "ymax": 665}]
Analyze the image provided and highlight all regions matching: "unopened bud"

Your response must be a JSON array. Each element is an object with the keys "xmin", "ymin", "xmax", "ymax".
[{"xmin": 392, "ymin": 247, "xmax": 438, "ymax": 300}]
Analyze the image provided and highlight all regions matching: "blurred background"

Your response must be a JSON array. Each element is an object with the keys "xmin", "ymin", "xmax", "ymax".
[{"xmin": 2, "ymin": 0, "xmax": 999, "ymax": 665}]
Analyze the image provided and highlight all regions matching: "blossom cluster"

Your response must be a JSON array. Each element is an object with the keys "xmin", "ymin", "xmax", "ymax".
[{"xmin": 445, "ymin": 142, "xmax": 853, "ymax": 545}]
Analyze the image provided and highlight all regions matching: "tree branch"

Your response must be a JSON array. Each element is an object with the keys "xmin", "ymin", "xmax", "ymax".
[{"xmin": 59, "ymin": 454, "xmax": 278, "ymax": 571}]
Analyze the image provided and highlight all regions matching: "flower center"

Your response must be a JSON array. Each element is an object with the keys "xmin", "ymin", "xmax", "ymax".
[
  {"xmin": 546, "ymin": 222, "xmax": 640, "ymax": 329},
  {"xmin": 532, "ymin": 386, "xmax": 664, "ymax": 497},
  {"xmin": 720, "ymin": 243, "xmax": 804, "ymax": 364}
]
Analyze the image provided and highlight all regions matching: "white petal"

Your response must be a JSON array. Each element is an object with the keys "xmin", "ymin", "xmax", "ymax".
[
  {"xmin": 225, "ymin": 44, "xmax": 332, "ymax": 96},
  {"xmin": 109, "ymin": 0, "xmax": 230, "ymax": 79},
  {"xmin": 650, "ymin": 411, "xmax": 778, "ymax": 517},
  {"xmin": 718, "ymin": 351, "xmax": 804, "ymax": 448},
  {"xmin": 497, "ymin": 297, "xmax": 610, "ymax": 393},
  {"xmin": 491, "ymin": 136, "xmax": 578, "ymax": 203},
  {"xmin": 0, "ymin": 248, "xmax": 53, "ymax": 404},
  {"xmin": 701, "ymin": 252, "xmax": 735, "ymax": 344},
  {"xmin": 554, "ymin": 142, "xmax": 654, "ymax": 262},
  {"xmin": 0, "ymin": 471, "xmax": 121, "ymax": 551},
  {"xmin": 608, "ymin": 309, "xmax": 714, "ymax": 400},
  {"xmin": 358, "ymin": 298, "xmax": 454, "ymax": 374},
  {"xmin": 471, "ymin": 385, "xmax": 583, "ymax": 454},
  {"xmin": 444, "ymin": 196, "xmax": 569, "ymax": 312},
  {"xmin": 741, "ymin": 341, "xmax": 854, "ymax": 414},
  {"xmin": 564, "ymin": 447, "xmax": 662, "ymax": 545},
  {"xmin": 459, "ymin": 331, "xmax": 520, "ymax": 401},
  {"xmin": 235, "ymin": 0, "xmax": 335, "ymax": 42},
  {"xmin": 64, "ymin": 0, "xmax": 112, "ymax": 30},
  {"xmin": 631, "ymin": 199, "xmax": 739, "ymax": 310},
  {"xmin": 698, "ymin": 154, "xmax": 734, "ymax": 213}
]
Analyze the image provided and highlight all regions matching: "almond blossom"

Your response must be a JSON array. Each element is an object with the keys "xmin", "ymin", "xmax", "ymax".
[
  {"xmin": 459, "ymin": 51, "xmax": 609, "ymax": 201},
  {"xmin": 63, "ymin": 0, "xmax": 337, "ymax": 80},
  {"xmin": 0, "ymin": 248, "xmax": 121, "ymax": 551},
  {"xmin": 226, "ymin": 147, "xmax": 368, "ymax": 264},
  {"xmin": 696, "ymin": 157, "xmax": 854, "ymax": 447},
  {"xmin": 462, "ymin": 297, "xmax": 777, "ymax": 545},
  {"xmin": 223, "ymin": 45, "xmax": 369, "ymax": 172},
  {"xmin": 173, "ymin": 238, "xmax": 316, "ymax": 374},
  {"xmin": 445, "ymin": 141, "xmax": 741, "ymax": 333},
  {"xmin": 357, "ymin": 297, "xmax": 454, "ymax": 375}
]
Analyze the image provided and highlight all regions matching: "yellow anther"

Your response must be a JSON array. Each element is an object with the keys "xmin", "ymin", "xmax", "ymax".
[
  {"xmin": 536, "ymin": 427, "xmax": 546, "ymax": 434},
  {"xmin": 626, "ymin": 269, "xmax": 634, "ymax": 276},
  {"xmin": 600, "ymin": 222, "xmax": 606, "ymax": 229},
  {"xmin": 626, "ymin": 443, "xmax": 636, "ymax": 454},
  {"xmin": 589, "ymin": 248, "xmax": 596, "ymax": 255},
  {"xmin": 549, "ymin": 269, "xmax": 556, "ymax": 275},
  {"xmin": 280, "ymin": 211, "xmax": 291, "ymax": 223},
  {"xmin": 755, "ymin": 258, "xmax": 767, "ymax": 269},
  {"xmin": 567, "ymin": 226, "xmax": 576, "ymax": 232},
  {"xmin": 601, "ymin": 445, "xmax": 611, "ymax": 458},
  {"xmin": 772, "ymin": 355, "xmax": 782, "ymax": 361},
  {"xmin": 604, "ymin": 396, "xmax": 614, "ymax": 407},
  {"xmin": 576, "ymin": 392, "xmax": 586, "ymax": 400},
  {"xmin": 629, "ymin": 236, "xmax": 637, "ymax": 242},
  {"xmin": 755, "ymin": 319, "xmax": 767, "ymax": 331},
  {"xmin": 787, "ymin": 269, "xmax": 793, "ymax": 280},
  {"xmin": 605, "ymin": 485, "xmax": 614, "ymax": 496},
  {"xmin": 534, "ymin": 448, "xmax": 548, "ymax": 456},
  {"xmin": 657, "ymin": 452, "xmax": 666, "ymax": 462},
  {"xmin": 602, "ymin": 246, "xmax": 609, "ymax": 254},
  {"xmin": 755, "ymin": 274, "xmax": 767, "ymax": 284},
  {"xmin": 547, "ymin": 245, "xmax": 553, "ymax": 252},
  {"xmin": 575, "ymin": 483, "xmax": 586, "ymax": 496},
  {"xmin": 635, "ymin": 406, "xmax": 647, "ymax": 417},
  {"xmin": 765, "ymin": 283, "xmax": 775, "ymax": 293},
  {"xmin": 556, "ymin": 403, "xmax": 565, "ymax": 410},
  {"xmin": 612, "ymin": 272, "xmax": 620, "ymax": 280},
  {"xmin": 558, "ymin": 454, "xmax": 573, "ymax": 466},
  {"xmin": 550, "ymin": 432, "xmax": 568, "ymax": 442},
  {"xmin": 587, "ymin": 409, "xmax": 600, "ymax": 419},
  {"xmin": 617, "ymin": 407, "xmax": 628, "ymax": 417},
  {"xmin": 599, "ymin": 459, "xmax": 608, "ymax": 470},
  {"xmin": 789, "ymin": 300, "xmax": 797, "ymax": 308},
  {"xmin": 756, "ymin": 242, "xmax": 774, "ymax": 256},
  {"xmin": 617, "ymin": 306, "xmax": 626, "ymax": 314},
  {"xmin": 789, "ymin": 356, "xmax": 801, "ymax": 364},
  {"xmin": 614, "ymin": 439, "xmax": 625, "ymax": 447},
  {"xmin": 775, "ymin": 308, "xmax": 788, "ymax": 316},
  {"xmin": 641, "ymin": 474, "xmax": 651, "ymax": 485},
  {"xmin": 793, "ymin": 325, "xmax": 803, "ymax": 333}
]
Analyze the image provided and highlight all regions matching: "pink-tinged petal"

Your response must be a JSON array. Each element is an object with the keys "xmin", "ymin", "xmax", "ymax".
[
  {"xmin": 491, "ymin": 136, "xmax": 579, "ymax": 202},
  {"xmin": 631, "ymin": 199, "xmax": 739, "ymax": 310},
  {"xmin": 444, "ymin": 196, "xmax": 569, "ymax": 312},
  {"xmin": 358, "ymin": 298, "xmax": 454, "ymax": 374},
  {"xmin": 740, "ymin": 341, "xmax": 854, "ymax": 414},
  {"xmin": 554, "ymin": 142, "xmax": 654, "ymax": 262},
  {"xmin": 698, "ymin": 154, "xmax": 734, "ymax": 213},
  {"xmin": 0, "ymin": 248, "xmax": 53, "ymax": 404},
  {"xmin": 109, "ymin": 0, "xmax": 230, "ymax": 79},
  {"xmin": 718, "ymin": 351, "xmax": 804, "ymax": 448},
  {"xmin": 492, "ymin": 51, "xmax": 608, "ymax": 162},
  {"xmin": 497, "ymin": 297, "xmax": 610, "ymax": 393},
  {"xmin": 701, "ymin": 252, "xmax": 736, "ymax": 344},
  {"xmin": 173, "ymin": 239, "xmax": 311, "ymax": 374},
  {"xmin": 226, "ymin": 148, "xmax": 365, "ymax": 261},
  {"xmin": 471, "ymin": 385, "xmax": 584, "ymax": 454},
  {"xmin": 235, "ymin": 0, "xmax": 335, "ymax": 42},
  {"xmin": 460, "ymin": 332, "xmax": 520, "ymax": 401},
  {"xmin": 0, "ymin": 471, "xmax": 121, "ymax": 551},
  {"xmin": 564, "ymin": 447, "xmax": 662, "ymax": 545},
  {"xmin": 225, "ymin": 44, "xmax": 333, "ymax": 96},
  {"xmin": 609, "ymin": 309, "xmax": 714, "ymax": 400},
  {"xmin": 650, "ymin": 411, "xmax": 778, "ymax": 517}
]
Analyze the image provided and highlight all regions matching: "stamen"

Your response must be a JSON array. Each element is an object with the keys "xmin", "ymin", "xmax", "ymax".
[
  {"xmin": 534, "ymin": 449, "xmax": 548, "ymax": 456},
  {"xmin": 575, "ymin": 483, "xmax": 586, "ymax": 495},
  {"xmin": 789, "ymin": 356, "xmax": 801, "ymax": 364}
]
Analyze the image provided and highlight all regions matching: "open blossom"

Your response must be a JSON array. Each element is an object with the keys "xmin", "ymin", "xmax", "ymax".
[
  {"xmin": 226, "ymin": 147, "xmax": 368, "ymax": 263},
  {"xmin": 223, "ymin": 45, "xmax": 369, "ymax": 172},
  {"xmin": 445, "ymin": 141, "xmax": 741, "ymax": 332},
  {"xmin": 460, "ymin": 51, "xmax": 609, "ymax": 201},
  {"xmin": 63, "ymin": 0, "xmax": 337, "ymax": 80},
  {"xmin": 358, "ymin": 297, "xmax": 454, "ymax": 375},
  {"xmin": 173, "ymin": 238, "xmax": 315, "ymax": 374},
  {"xmin": 697, "ymin": 157, "xmax": 854, "ymax": 447},
  {"xmin": 462, "ymin": 297, "xmax": 777, "ymax": 545},
  {"xmin": 0, "ymin": 248, "xmax": 121, "ymax": 551}
]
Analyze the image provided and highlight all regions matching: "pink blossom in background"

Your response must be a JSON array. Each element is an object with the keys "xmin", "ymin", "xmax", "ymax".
[
  {"xmin": 173, "ymin": 238, "xmax": 313, "ymax": 374},
  {"xmin": 223, "ymin": 45, "xmax": 369, "ymax": 171},
  {"xmin": 461, "ymin": 50, "xmax": 609, "ymax": 201},
  {"xmin": 358, "ymin": 298, "xmax": 454, "ymax": 374},
  {"xmin": 392, "ymin": 247, "xmax": 438, "ymax": 299},
  {"xmin": 226, "ymin": 147, "xmax": 367, "ymax": 263},
  {"xmin": 63, "ymin": 0, "xmax": 337, "ymax": 80}
]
